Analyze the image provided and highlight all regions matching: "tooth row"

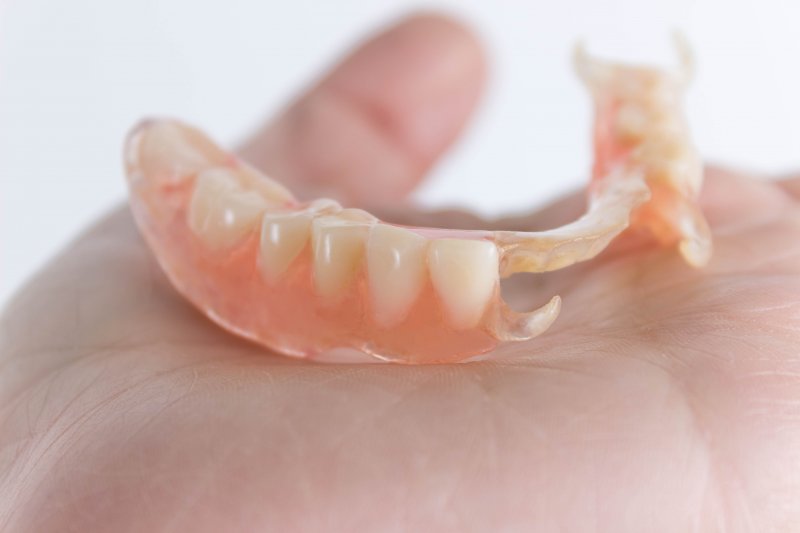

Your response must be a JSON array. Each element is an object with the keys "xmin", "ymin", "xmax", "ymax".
[
  {"xmin": 188, "ymin": 168, "xmax": 499, "ymax": 329},
  {"xmin": 337, "ymin": 228, "xmax": 499, "ymax": 329},
  {"xmin": 187, "ymin": 170, "xmax": 500, "ymax": 329},
  {"xmin": 261, "ymin": 211, "xmax": 499, "ymax": 329}
]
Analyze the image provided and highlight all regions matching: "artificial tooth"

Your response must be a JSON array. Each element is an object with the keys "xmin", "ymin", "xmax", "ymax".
[
  {"xmin": 338, "ymin": 208, "xmax": 378, "ymax": 222},
  {"xmin": 615, "ymin": 103, "xmax": 649, "ymax": 142},
  {"xmin": 312, "ymin": 216, "xmax": 372, "ymax": 298},
  {"xmin": 188, "ymin": 167, "xmax": 268, "ymax": 249},
  {"xmin": 647, "ymin": 156, "xmax": 687, "ymax": 187},
  {"xmin": 307, "ymin": 198, "xmax": 342, "ymax": 215},
  {"xmin": 239, "ymin": 163, "xmax": 295, "ymax": 206},
  {"xmin": 646, "ymin": 130, "xmax": 687, "ymax": 160},
  {"xmin": 428, "ymin": 239, "xmax": 499, "ymax": 330},
  {"xmin": 259, "ymin": 212, "xmax": 312, "ymax": 281},
  {"xmin": 367, "ymin": 225, "xmax": 428, "ymax": 327},
  {"xmin": 138, "ymin": 121, "xmax": 227, "ymax": 183}
]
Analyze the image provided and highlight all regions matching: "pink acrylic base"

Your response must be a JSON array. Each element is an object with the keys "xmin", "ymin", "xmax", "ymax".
[{"xmin": 132, "ymin": 177, "xmax": 500, "ymax": 364}]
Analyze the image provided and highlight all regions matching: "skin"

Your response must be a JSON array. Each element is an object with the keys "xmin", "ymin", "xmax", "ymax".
[{"xmin": 1, "ymin": 13, "xmax": 799, "ymax": 532}]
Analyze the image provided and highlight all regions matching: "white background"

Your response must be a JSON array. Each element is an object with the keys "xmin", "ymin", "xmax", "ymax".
[{"xmin": 1, "ymin": 0, "xmax": 799, "ymax": 307}]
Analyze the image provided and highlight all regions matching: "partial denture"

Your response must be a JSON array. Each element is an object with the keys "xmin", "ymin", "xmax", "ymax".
[{"xmin": 124, "ymin": 42, "xmax": 711, "ymax": 363}]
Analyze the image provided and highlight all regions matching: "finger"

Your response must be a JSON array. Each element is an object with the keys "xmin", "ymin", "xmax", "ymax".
[{"xmin": 239, "ymin": 13, "xmax": 486, "ymax": 205}]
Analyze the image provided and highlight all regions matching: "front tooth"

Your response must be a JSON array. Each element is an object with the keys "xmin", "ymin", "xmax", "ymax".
[
  {"xmin": 188, "ymin": 167, "xmax": 268, "ymax": 249},
  {"xmin": 367, "ymin": 225, "xmax": 428, "ymax": 327},
  {"xmin": 259, "ymin": 212, "xmax": 312, "ymax": 281},
  {"xmin": 428, "ymin": 239, "xmax": 499, "ymax": 330},
  {"xmin": 312, "ymin": 216, "xmax": 372, "ymax": 297},
  {"xmin": 137, "ymin": 121, "xmax": 227, "ymax": 183}
]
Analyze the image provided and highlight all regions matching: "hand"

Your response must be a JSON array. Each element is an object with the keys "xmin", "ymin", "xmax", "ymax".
[{"xmin": 2, "ymin": 14, "xmax": 799, "ymax": 532}]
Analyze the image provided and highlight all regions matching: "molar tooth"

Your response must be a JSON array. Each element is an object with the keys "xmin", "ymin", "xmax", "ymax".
[
  {"xmin": 428, "ymin": 239, "xmax": 499, "ymax": 330},
  {"xmin": 367, "ymin": 225, "xmax": 428, "ymax": 327},
  {"xmin": 259, "ymin": 212, "xmax": 312, "ymax": 281},
  {"xmin": 188, "ymin": 167, "xmax": 268, "ymax": 249},
  {"xmin": 312, "ymin": 216, "xmax": 372, "ymax": 298},
  {"xmin": 138, "ymin": 121, "xmax": 227, "ymax": 183}
]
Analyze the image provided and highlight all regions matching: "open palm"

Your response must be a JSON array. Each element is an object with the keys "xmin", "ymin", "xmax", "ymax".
[{"xmin": 2, "ymin": 14, "xmax": 799, "ymax": 532}]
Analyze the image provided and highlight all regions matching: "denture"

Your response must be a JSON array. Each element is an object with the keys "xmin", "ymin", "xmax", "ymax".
[{"xmin": 124, "ymin": 42, "xmax": 711, "ymax": 363}]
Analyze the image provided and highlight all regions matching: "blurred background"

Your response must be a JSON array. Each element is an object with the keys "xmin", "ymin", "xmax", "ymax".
[{"xmin": 1, "ymin": 0, "xmax": 799, "ymax": 307}]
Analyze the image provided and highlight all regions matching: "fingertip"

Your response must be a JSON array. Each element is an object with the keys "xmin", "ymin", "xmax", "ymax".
[
  {"xmin": 240, "ymin": 12, "xmax": 486, "ymax": 204},
  {"xmin": 329, "ymin": 11, "xmax": 487, "ymax": 163}
]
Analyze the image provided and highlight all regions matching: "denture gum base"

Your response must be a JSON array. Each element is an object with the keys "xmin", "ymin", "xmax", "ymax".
[
  {"xmin": 125, "ymin": 41, "xmax": 711, "ymax": 364},
  {"xmin": 129, "ymin": 162, "xmax": 498, "ymax": 364}
]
